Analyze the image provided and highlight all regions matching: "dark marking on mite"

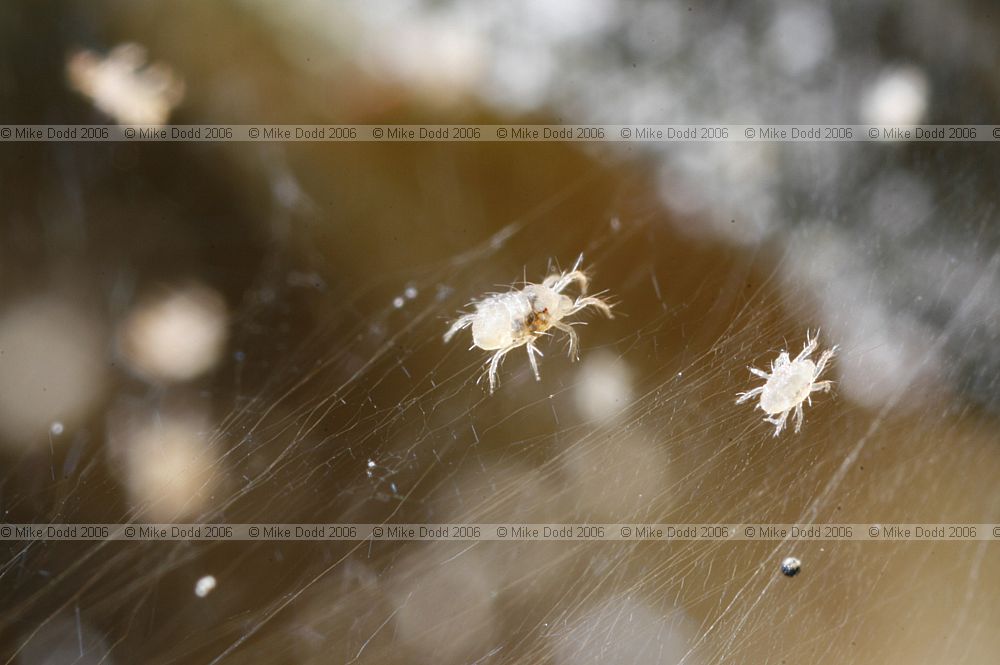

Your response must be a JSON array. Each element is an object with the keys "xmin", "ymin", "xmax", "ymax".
[{"xmin": 527, "ymin": 307, "xmax": 550, "ymax": 333}]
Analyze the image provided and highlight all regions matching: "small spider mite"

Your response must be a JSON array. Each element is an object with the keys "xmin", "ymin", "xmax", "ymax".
[
  {"xmin": 736, "ymin": 330, "xmax": 837, "ymax": 436},
  {"xmin": 443, "ymin": 255, "xmax": 614, "ymax": 393}
]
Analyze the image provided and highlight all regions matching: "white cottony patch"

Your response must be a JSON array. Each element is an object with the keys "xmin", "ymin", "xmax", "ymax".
[{"xmin": 194, "ymin": 575, "xmax": 217, "ymax": 598}]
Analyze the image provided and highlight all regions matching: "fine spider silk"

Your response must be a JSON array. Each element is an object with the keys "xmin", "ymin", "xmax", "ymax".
[
  {"xmin": 736, "ymin": 330, "xmax": 837, "ymax": 436},
  {"xmin": 444, "ymin": 255, "xmax": 614, "ymax": 393}
]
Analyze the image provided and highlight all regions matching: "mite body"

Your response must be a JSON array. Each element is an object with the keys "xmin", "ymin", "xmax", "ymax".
[
  {"xmin": 736, "ymin": 331, "xmax": 837, "ymax": 436},
  {"xmin": 444, "ymin": 256, "xmax": 613, "ymax": 393}
]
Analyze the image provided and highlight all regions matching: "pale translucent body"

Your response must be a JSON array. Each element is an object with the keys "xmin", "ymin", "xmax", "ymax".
[
  {"xmin": 470, "ymin": 286, "xmax": 571, "ymax": 350},
  {"xmin": 759, "ymin": 359, "xmax": 816, "ymax": 414},
  {"xmin": 736, "ymin": 331, "xmax": 837, "ymax": 436},
  {"xmin": 444, "ymin": 257, "xmax": 613, "ymax": 393}
]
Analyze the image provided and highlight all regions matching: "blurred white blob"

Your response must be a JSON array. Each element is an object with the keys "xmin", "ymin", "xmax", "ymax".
[
  {"xmin": 17, "ymin": 616, "xmax": 111, "ymax": 665},
  {"xmin": 923, "ymin": 244, "xmax": 1000, "ymax": 329},
  {"xmin": 766, "ymin": 5, "xmax": 835, "ymax": 76},
  {"xmin": 505, "ymin": 0, "xmax": 616, "ymax": 40},
  {"xmin": 861, "ymin": 66, "xmax": 929, "ymax": 126},
  {"xmin": 429, "ymin": 464, "xmax": 569, "ymax": 606},
  {"xmin": 0, "ymin": 299, "xmax": 106, "ymax": 447},
  {"xmin": 563, "ymin": 432, "xmax": 672, "ymax": 522},
  {"xmin": 833, "ymin": 307, "xmax": 942, "ymax": 410},
  {"xmin": 255, "ymin": 0, "xmax": 619, "ymax": 109},
  {"xmin": 194, "ymin": 575, "xmax": 217, "ymax": 598},
  {"xmin": 286, "ymin": 559, "xmax": 388, "ymax": 661},
  {"xmin": 389, "ymin": 545, "xmax": 498, "ymax": 664},
  {"xmin": 361, "ymin": 13, "xmax": 486, "ymax": 105},
  {"xmin": 107, "ymin": 405, "xmax": 218, "ymax": 521},
  {"xmin": 484, "ymin": 41, "xmax": 557, "ymax": 112},
  {"xmin": 657, "ymin": 143, "xmax": 778, "ymax": 245},
  {"xmin": 553, "ymin": 596, "xmax": 697, "ymax": 665},
  {"xmin": 867, "ymin": 172, "xmax": 932, "ymax": 238},
  {"xmin": 120, "ymin": 284, "xmax": 228, "ymax": 383},
  {"xmin": 67, "ymin": 44, "xmax": 185, "ymax": 125},
  {"xmin": 573, "ymin": 352, "xmax": 633, "ymax": 422},
  {"xmin": 783, "ymin": 226, "xmax": 942, "ymax": 410},
  {"xmin": 624, "ymin": 2, "xmax": 685, "ymax": 60}
]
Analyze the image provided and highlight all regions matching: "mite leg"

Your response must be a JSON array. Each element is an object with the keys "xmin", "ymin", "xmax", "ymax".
[
  {"xmin": 796, "ymin": 331, "xmax": 819, "ymax": 362},
  {"xmin": 485, "ymin": 348, "xmax": 510, "ymax": 394},
  {"xmin": 811, "ymin": 380, "xmax": 833, "ymax": 393},
  {"xmin": 806, "ymin": 379, "xmax": 833, "ymax": 406},
  {"xmin": 568, "ymin": 296, "xmax": 613, "ymax": 318},
  {"xmin": 443, "ymin": 314, "xmax": 475, "ymax": 343},
  {"xmin": 736, "ymin": 386, "xmax": 764, "ymax": 404},
  {"xmin": 525, "ymin": 340, "xmax": 544, "ymax": 381},
  {"xmin": 547, "ymin": 270, "xmax": 590, "ymax": 295},
  {"xmin": 552, "ymin": 321, "xmax": 580, "ymax": 360},
  {"xmin": 813, "ymin": 346, "xmax": 837, "ymax": 375},
  {"xmin": 765, "ymin": 410, "xmax": 789, "ymax": 437}
]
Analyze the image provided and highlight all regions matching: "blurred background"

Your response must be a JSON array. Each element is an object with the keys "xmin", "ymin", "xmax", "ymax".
[{"xmin": 1, "ymin": 0, "xmax": 999, "ymax": 663}]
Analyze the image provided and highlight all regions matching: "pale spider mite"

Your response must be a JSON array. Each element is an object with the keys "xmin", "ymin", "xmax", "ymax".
[
  {"xmin": 443, "ymin": 255, "xmax": 613, "ymax": 393},
  {"xmin": 736, "ymin": 330, "xmax": 838, "ymax": 436}
]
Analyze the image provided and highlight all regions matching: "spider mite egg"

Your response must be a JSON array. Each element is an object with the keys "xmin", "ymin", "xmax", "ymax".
[{"xmin": 781, "ymin": 556, "xmax": 802, "ymax": 577}]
